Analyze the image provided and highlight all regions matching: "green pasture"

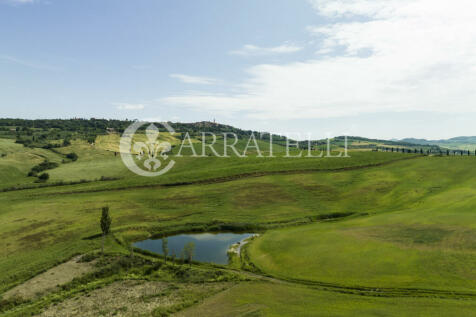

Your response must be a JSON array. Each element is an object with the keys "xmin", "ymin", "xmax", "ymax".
[
  {"xmin": 180, "ymin": 282, "xmax": 476, "ymax": 317},
  {"xmin": 1, "ymin": 132, "xmax": 476, "ymax": 315},
  {"xmin": 248, "ymin": 157, "xmax": 476, "ymax": 292}
]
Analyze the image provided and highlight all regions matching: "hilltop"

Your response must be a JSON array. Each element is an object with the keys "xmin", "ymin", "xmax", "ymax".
[
  {"xmin": 0, "ymin": 118, "xmax": 450, "ymax": 151},
  {"xmin": 401, "ymin": 136, "xmax": 476, "ymax": 150}
]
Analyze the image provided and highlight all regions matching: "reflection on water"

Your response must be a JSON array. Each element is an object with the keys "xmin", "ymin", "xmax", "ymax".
[{"xmin": 134, "ymin": 232, "xmax": 254, "ymax": 265}]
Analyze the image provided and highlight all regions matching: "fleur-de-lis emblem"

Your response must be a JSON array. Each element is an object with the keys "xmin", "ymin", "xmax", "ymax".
[
  {"xmin": 132, "ymin": 124, "xmax": 171, "ymax": 171},
  {"xmin": 120, "ymin": 121, "xmax": 176, "ymax": 177}
]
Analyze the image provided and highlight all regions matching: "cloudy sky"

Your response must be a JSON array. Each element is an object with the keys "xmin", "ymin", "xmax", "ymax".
[{"xmin": 1, "ymin": 0, "xmax": 476, "ymax": 139}]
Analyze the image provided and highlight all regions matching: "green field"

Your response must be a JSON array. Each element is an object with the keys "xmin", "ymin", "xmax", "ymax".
[
  {"xmin": 179, "ymin": 282, "xmax": 476, "ymax": 317},
  {"xmin": 248, "ymin": 157, "xmax": 476, "ymax": 292},
  {"xmin": 1, "ymin": 129, "xmax": 475, "ymax": 316}
]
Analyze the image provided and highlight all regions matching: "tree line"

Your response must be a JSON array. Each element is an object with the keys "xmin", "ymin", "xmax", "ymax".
[{"xmin": 376, "ymin": 147, "xmax": 476, "ymax": 156}]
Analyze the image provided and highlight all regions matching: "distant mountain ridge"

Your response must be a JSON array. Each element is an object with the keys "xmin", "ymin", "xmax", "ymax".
[
  {"xmin": 401, "ymin": 136, "xmax": 476, "ymax": 150},
  {"xmin": 1, "ymin": 118, "xmax": 474, "ymax": 150},
  {"xmin": 402, "ymin": 136, "xmax": 476, "ymax": 144}
]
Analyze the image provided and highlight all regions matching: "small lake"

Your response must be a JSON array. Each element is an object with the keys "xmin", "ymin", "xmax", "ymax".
[{"xmin": 134, "ymin": 232, "xmax": 254, "ymax": 265}]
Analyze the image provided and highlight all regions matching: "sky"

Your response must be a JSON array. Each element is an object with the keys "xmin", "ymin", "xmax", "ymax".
[{"xmin": 1, "ymin": 0, "xmax": 476, "ymax": 140}]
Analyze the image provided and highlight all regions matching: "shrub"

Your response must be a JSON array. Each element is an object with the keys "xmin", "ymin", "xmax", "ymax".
[
  {"xmin": 42, "ymin": 143, "xmax": 60, "ymax": 149},
  {"xmin": 78, "ymin": 253, "xmax": 99, "ymax": 263},
  {"xmin": 30, "ymin": 161, "xmax": 59, "ymax": 174},
  {"xmin": 66, "ymin": 152, "xmax": 78, "ymax": 161},
  {"xmin": 38, "ymin": 173, "xmax": 49, "ymax": 181}
]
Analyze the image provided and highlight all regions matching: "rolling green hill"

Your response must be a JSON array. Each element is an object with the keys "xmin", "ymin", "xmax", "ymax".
[{"xmin": 0, "ymin": 119, "xmax": 475, "ymax": 316}]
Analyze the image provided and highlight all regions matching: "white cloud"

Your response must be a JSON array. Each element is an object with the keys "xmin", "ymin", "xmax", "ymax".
[
  {"xmin": 2, "ymin": 0, "xmax": 36, "ymax": 4},
  {"xmin": 162, "ymin": 0, "xmax": 476, "ymax": 120},
  {"xmin": 0, "ymin": 55, "xmax": 60, "ymax": 71},
  {"xmin": 170, "ymin": 74, "xmax": 217, "ymax": 85},
  {"xmin": 230, "ymin": 44, "xmax": 303, "ymax": 56},
  {"xmin": 113, "ymin": 103, "xmax": 145, "ymax": 110}
]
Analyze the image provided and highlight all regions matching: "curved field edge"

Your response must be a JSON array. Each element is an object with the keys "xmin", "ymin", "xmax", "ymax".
[
  {"xmin": 177, "ymin": 281, "xmax": 476, "ymax": 317},
  {"xmin": 1, "ymin": 151, "xmax": 418, "ymax": 195},
  {"xmin": 246, "ymin": 209, "xmax": 476, "ymax": 294},
  {"xmin": 1, "ymin": 155, "xmax": 475, "ymax": 306}
]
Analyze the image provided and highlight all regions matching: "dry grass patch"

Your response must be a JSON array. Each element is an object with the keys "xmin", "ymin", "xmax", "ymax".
[
  {"xmin": 39, "ymin": 280, "xmax": 232, "ymax": 317},
  {"xmin": 3, "ymin": 256, "xmax": 96, "ymax": 300}
]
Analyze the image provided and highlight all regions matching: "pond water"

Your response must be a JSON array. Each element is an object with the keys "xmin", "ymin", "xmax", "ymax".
[{"xmin": 134, "ymin": 232, "xmax": 254, "ymax": 265}]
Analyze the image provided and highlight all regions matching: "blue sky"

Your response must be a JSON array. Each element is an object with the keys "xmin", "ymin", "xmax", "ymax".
[{"xmin": 1, "ymin": 0, "xmax": 476, "ymax": 140}]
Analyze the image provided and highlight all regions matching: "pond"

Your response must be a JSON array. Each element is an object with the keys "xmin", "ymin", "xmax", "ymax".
[{"xmin": 134, "ymin": 232, "xmax": 255, "ymax": 265}]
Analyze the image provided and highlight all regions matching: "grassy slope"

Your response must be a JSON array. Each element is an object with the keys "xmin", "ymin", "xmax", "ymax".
[
  {"xmin": 2, "ymin": 142, "xmax": 411, "ymax": 194},
  {"xmin": 1, "ymin": 134, "xmax": 476, "ymax": 314},
  {"xmin": 0, "ymin": 151, "xmax": 415, "ymax": 293},
  {"xmin": 0, "ymin": 139, "xmax": 63, "ymax": 188},
  {"xmin": 2, "ymin": 134, "xmax": 387, "ymax": 191},
  {"xmin": 179, "ymin": 282, "xmax": 476, "ymax": 317},
  {"xmin": 248, "ymin": 157, "xmax": 476, "ymax": 292}
]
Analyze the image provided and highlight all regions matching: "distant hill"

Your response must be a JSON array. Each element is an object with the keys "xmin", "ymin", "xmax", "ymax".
[
  {"xmin": 1, "ymin": 118, "xmax": 473, "ymax": 151},
  {"xmin": 401, "ymin": 136, "xmax": 476, "ymax": 150},
  {"xmin": 304, "ymin": 136, "xmax": 439, "ymax": 151}
]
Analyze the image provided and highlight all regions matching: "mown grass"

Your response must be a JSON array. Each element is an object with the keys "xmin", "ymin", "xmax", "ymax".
[
  {"xmin": 247, "ymin": 157, "xmax": 476, "ymax": 292},
  {"xmin": 178, "ymin": 281, "xmax": 476, "ymax": 317}
]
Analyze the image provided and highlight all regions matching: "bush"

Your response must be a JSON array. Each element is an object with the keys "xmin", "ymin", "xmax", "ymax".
[
  {"xmin": 66, "ymin": 152, "xmax": 78, "ymax": 161},
  {"xmin": 42, "ymin": 143, "xmax": 60, "ymax": 149},
  {"xmin": 78, "ymin": 253, "xmax": 99, "ymax": 263},
  {"xmin": 38, "ymin": 173, "xmax": 49, "ymax": 181},
  {"xmin": 0, "ymin": 295, "xmax": 29, "ymax": 313},
  {"xmin": 30, "ymin": 161, "xmax": 59, "ymax": 174},
  {"xmin": 99, "ymin": 176, "xmax": 119, "ymax": 181}
]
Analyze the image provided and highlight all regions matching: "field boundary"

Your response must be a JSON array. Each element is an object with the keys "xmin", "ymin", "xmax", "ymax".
[
  {"xmin": 240, "ymin": 258, "xmax": 476, "ymax": 300},
  {"xmin": 28, "ymin": 155, "xmax": 422, "ymax": 197}
]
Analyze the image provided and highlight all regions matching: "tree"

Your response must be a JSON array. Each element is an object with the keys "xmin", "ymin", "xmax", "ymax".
[
  {"xmin": 100, "ymin": 206, "xmax": 112, "ymax": 255},
  {"xmin": 171, "ymin": 250, "xmax": 176, "ymax": 265},
  {"xmin": 38, "ymin": 173, "xmax": 49, "ymax": 181},
  {"xmin": 66, "ymin": 152, "xmax": 78, "ymax": 161},
  {"xmin": 183, "ymin": 242, "xmax": 195, "ymax": 266},
  {"xmin": 162, "ymin": 238, "xmax": 169, "ymax": 264}
]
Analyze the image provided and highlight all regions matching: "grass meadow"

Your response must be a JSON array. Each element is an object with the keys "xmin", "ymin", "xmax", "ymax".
[{"xmin": 1, "ymin": 133, "xmax": 475, "ymax": 316}]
